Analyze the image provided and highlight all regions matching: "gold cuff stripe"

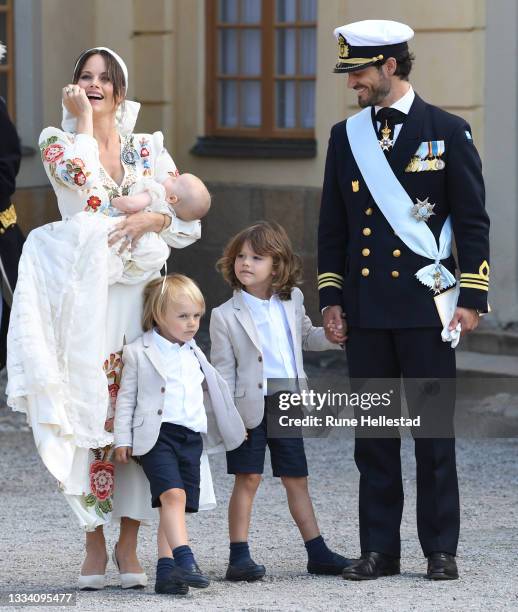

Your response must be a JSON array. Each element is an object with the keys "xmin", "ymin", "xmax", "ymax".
[
  {"xmin": 460, "ymin": 273, "xmax": 489, "ymax": 282},
  {"xmin": 318, "ymin": 281, "xmax": 343, "ymax": 291},
  {"xmin": 317, "ymin": 272, "xmax": 344, "ymax": 281},
  {"xmin": 459, "ymin": 282, "xmax": 489, "ymax": 291},
  {"xmin": 0, "ymin": 204, "xmax": 17, "ymax": 229}
]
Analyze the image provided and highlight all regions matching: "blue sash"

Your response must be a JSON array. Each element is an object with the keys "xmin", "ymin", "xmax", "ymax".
[{"xmin": 346, "ymin": 107, "xmax": 456, "ymax": 292}]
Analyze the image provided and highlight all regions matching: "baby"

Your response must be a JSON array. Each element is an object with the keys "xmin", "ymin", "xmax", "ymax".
[{"xmin": 106, "ymin": 173, "xmax": 211, "ymax": 284}]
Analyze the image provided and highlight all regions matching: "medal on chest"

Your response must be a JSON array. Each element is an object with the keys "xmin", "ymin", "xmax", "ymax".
[
  {"xmin": 379, "ymin": 121, "xmax": 394, "ymax": 151},
  {"xmin": 411, "ymin": 196, "xmax": 436, "ymax": 223}
]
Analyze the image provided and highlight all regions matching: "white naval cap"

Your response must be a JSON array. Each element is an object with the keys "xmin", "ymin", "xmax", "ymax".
[{"xmin": 333, "ymin": 19, "xmax": 414, "ymax": 73}]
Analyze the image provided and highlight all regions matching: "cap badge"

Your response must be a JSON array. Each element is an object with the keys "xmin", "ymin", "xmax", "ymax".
[{"xmin": 338, "ymin": 34, "xmax": 350, "ymax": 59}]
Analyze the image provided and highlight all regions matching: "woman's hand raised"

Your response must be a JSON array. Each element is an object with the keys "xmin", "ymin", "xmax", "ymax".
[
  {"xmin": 62, "ymin": 84, "xmax": 92, "ymax": 118},
  {"xmin": 108, "ymin": 211, "xmax": 171, "ymax": 253}
]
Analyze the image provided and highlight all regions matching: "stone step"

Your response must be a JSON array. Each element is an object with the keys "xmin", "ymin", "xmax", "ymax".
[
  {"xmin": 461, "ymin": 329, "xmax": 518, "ymax": 357},
  {"xmin": 455, "ymin": 350, "xmax": 518, "ymax": 378}
]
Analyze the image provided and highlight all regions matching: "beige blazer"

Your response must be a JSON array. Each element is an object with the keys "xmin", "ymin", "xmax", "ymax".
[
  {"xmin": 114, "ymin": 330, "xmax": 246, "ymax": 456},
  {"xmin": 209, "ymin": 287, "xmax": 340, "ymax": 429}
]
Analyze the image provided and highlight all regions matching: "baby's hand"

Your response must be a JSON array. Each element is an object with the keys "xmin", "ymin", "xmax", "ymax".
[{"xmin": 115, "ymin": 446, "xmax": 133, "ymax": 463}]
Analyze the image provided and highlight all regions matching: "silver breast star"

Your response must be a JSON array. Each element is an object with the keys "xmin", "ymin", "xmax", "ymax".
[{"xmin": 411, "ymin": 197, "xmax": 436, "ymax": 222}]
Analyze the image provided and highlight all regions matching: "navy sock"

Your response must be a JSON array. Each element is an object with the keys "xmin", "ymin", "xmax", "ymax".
[
  {"xmin": 156, "ymin": 557, "xmax": 175, "ymax": 582},
  {"xmin": 304, "ymin": 535, "xmax": 335, "ymax": 564},
  {"xmin": 229, "ymin": 541, "xmax": 252, "ymax": 566},
  {"xmin": 173, "ymin": 545, "xmax": 196, "ymax": 570}
]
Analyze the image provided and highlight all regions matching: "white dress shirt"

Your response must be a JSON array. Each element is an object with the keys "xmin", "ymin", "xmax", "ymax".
[
  {"xmin": 375, "ymin": 85, "xmax": 415, "ymax": 142},
  {"xmin": 241, "ymin": 291, "xmax": 297, "ymax": 395},
  {"xmin": 153, "ymin": 329, "xmax": 207, "ymax": 433}
]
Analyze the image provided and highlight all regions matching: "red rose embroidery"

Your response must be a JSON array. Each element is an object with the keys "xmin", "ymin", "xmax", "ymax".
[
  {"xmin": 87, "ymin": 195, "xmax": 102, "ymax": 210},
  {"xmin": 89, "ymin": 460, "xmax": 114, "ymax": 502},
  {"xmin": 140, "ymin": 147, "xmax": 149, "ymax": 157},
  {"xmin": 72, "ymin": 157, "xmax": 85, "ymax": 168},
  {"xmin": 74, "ymin": 171, "xmax": 87, "ymax": 186},
  {"xmin": 108, "ymin": 382, "xmax": 120, "ymax": 399},
  {"xmin": 43, "ymin": 144, "xmax": 65, "ymax": 163}
]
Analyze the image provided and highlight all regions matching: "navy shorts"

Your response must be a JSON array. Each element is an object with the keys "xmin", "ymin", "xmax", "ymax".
[
  {"xmin": 226, "ymin": 400, "xmax": 308, "ymax": 478},
  {"xmin": 139, "ymin": 423, "xmax": 203, "ymax": 512}
]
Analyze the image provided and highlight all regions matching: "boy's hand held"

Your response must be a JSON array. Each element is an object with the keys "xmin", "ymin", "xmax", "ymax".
[{"xmin": 115, "ymin": 446, "xmax": 133, "ymax": 463}]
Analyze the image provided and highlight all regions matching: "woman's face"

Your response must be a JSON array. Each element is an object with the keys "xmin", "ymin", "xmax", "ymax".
[{"xmin": 76, "ymin": 53, "xmax": 119, "ymax": 115}]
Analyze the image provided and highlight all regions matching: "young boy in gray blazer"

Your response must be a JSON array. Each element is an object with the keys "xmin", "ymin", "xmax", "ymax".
[
  {"xmin": 115, "ymin": 274, "xmax": 246, "ymax": 596},
  {"xmin": 210, "ymin": 221, "xmax": 353, "ymax": 581}
]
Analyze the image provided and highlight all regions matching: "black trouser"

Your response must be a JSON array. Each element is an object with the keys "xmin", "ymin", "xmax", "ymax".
[{"xmin": 345, "ymin": 327, "xmax": 459, "ymax": 558}]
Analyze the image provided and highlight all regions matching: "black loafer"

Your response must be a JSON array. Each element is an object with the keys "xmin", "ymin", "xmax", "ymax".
[
  {"xmin": 342, "ymin": 552, "xmax": 400, "ymax": 581},
  {"xmin": 170, "ymin": 562, "xmax": 210, "ymax": 588},
  {"xmin": 225, "ymin": 560, "xmax": 266, "ymax": 582},
  {"xmin": 155, "ymin": 576, "xmax": 189, "ymax": 595},
  {"xmin": 308, "ymin": 552, "xmax": 356, "ymax": 575},
  {"xmin": 426, "ymin": 552, "xmax": 458, "ymax": 580}
]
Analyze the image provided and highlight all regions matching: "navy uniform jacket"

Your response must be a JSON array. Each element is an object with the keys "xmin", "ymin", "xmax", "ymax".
[
  {"xmin": 0, "ymin": 97, "xmax": 25, "ymax": 367},
  {"xmin": 318, "ymin": 93, "xmax": 490, "ymax": 328}
]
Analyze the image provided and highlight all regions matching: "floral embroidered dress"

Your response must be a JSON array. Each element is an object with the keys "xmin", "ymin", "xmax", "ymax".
[{"xmin": 7, "ymin": 127, "xmax": 215, "ymax": 530}]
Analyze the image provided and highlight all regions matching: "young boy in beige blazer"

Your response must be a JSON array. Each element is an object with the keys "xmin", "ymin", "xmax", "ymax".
[
  {"xmin": 210, "ymin": 221, "xmax": 353, "ymax": 581},
  {"xmin": 115, "ymin": 274, "xmax": 246, "ymax": 596}
]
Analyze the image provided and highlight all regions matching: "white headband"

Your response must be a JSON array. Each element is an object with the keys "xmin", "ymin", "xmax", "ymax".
[{"xmin": 74, "ymin": 46, "xmax": 129, "ymax": 92}]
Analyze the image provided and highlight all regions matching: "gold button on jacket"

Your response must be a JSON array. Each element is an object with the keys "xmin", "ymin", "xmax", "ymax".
[
  {"xmin": 391, "ymin": 270, "xmax": 400, "ymax": 278},
  {"xmin": 362, "ymin": 227, "xmax": 371, "ymax": 236},
  {"xmin": 362, "ymin": 248, "xmax": 370, "ymax": 256},
  {"xmin": 361, "ymin": 268, "xmax": 370, "ymax": 277},
  {"xmin": 365, "ymin": 207, "xmax": 373, "ymax": 216},
  {"xmin": 393, "ymin": 249, "xmax": 401, "ymax": 257}
]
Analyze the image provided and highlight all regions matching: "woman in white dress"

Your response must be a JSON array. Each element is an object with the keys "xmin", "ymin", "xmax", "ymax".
[{"xmin": 7, "ymin": 47, "xmax": 215, "ymax": 590}]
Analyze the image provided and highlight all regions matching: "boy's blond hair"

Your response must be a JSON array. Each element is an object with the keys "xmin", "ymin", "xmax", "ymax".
[{"xmin": 142, "ymin": 274, "xmax": 205, "ymax": 331}]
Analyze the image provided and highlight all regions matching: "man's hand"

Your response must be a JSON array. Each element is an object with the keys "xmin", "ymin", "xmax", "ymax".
[
  {"xmin": 323, "ymin": 305, "xmax": 347, "ymax": 344},
  {"xmin": 448, "ymin": 307, "xmax": 479, "ymax": 336},
  {"xmin": 114, "ymin": 446, "xmax": 133, "ymax": 463}
]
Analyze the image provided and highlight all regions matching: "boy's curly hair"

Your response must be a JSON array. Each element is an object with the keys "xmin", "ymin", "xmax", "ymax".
[{"xmin": 216, "ymin": 221, "xmax": 302, "ymax": 300}]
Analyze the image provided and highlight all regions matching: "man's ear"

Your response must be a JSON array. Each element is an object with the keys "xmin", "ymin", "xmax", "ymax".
[{"xmin": 384, "ymin": 57, "xmax": 397, "ymax": 76}]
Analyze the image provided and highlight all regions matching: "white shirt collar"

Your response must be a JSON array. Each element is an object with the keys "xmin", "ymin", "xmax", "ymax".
[
  {"xmin": 152, "ymin": 328, "xmax": 184, "ymax": 353},
  {"xmin": 375, "ymin": 85, "xmax": 415, "ymax": 116},
  {"xmin": 241, "ymin": 290, "xmax": 277, "ymax": 308}
]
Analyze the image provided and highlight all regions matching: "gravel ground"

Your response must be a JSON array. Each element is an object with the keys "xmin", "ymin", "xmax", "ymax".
[{"xmin": 1, "ymin": 364, "xmax": 518, "ymax": 611}]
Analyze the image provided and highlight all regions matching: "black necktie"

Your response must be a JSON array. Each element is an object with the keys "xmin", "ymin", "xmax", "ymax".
[{"xmin": 375, "ymin": 107, "xmax": 407, "ymax": 154}]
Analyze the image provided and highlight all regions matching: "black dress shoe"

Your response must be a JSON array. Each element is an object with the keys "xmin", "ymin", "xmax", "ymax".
[
  {"xmin": 154, "ymin": 576, "xmax": 189, "ymax": 595},
  {"xmin": 170, "ymin": 562, "xmax": 210, "ymax": 588},
  {"xmin": 307, "ymin": 552, "xmax": 356, "ymax": 575},
  {"xmin": 342, "ymin": 552, "xmax": 400, "ymax": 581},
  {"xmin": 426, "ymin": 553, "xmax": 458, "ymax": 580},
  {"xmin": 225, "ymin": 560, "xmax": 266, "ymax": 582}
]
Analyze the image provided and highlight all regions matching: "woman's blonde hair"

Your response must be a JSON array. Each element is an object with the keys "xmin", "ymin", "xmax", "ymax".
[
  {"xmin": 216, "ymin": 221, "xmax": 302, "ymax": 300},
  {"xmin": 142, "ymin": 274, "xmax": 205, "ymax": 331}
]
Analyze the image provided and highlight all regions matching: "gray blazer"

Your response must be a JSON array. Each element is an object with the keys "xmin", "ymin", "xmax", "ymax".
[
  {"xmin": 209, "ymin": 287, "xmax": 341, "ymax": 429},
  {"xmin": 114, "ymin": 330, "xmax": 246, "ymax": 456}
]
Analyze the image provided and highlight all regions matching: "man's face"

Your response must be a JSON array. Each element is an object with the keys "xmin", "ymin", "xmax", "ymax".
[{"xmin": 347, "ymin": 65, "xmax": 392, "ymax": 108}]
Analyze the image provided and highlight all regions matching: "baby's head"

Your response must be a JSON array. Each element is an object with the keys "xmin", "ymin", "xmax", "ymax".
[
  {"xmin": 142, "ymin": 274, "xmax": 205, "ymax": 344},
  {"xmin": 216, "ymin": 221, "xmax": 302, "ymax": 300},
  {"xmin": 162, "ymin": 172, "xmax": 211, "ymax": 222}
]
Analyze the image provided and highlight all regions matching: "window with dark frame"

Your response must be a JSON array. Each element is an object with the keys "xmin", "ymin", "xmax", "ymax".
[
  {"xmin": 194, "ymin": 0, "xmax": 317, "ymax": 158},
  {"xmin": 0, "ymin": 0, "xmax": 14, "ymax": 118}
]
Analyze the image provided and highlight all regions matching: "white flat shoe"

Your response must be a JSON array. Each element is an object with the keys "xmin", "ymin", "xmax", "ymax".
[
  {"xmin": 78, "ymin": 573, "xmax": 105, "ymax": 591},
  {"xmin": 112, "ymin": 545, "xmax": 148, "ymax": 589}
]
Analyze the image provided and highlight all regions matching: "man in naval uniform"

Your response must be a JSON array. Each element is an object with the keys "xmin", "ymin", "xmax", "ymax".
[
  {"xmin": 0, "ymin": 41, "xmax": 25, "ymax": 369},
  {"xmin": 318, "ymin": 20, "xmax": 489, "ymax": 580}
]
